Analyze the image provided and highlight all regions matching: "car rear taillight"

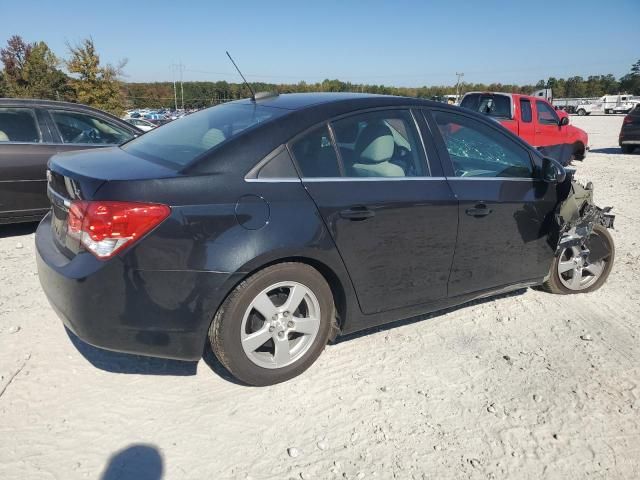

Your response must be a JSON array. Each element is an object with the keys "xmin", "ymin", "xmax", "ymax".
[
  {"xmin": 67, "ymin": 201, "xmax": 170, "ymax": 259},
  {"xmin": 623, "ymin": 115, "xmax": 633, "ymax": 124}
]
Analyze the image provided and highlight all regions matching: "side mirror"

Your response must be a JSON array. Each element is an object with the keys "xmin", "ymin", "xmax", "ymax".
[
  {"xmin": 542, "ymin": 157, "xmax": 566, "ymax": 183},
  {"xmin": 559, "ymin": 116, "xmax": 569, "ymax": 126}
]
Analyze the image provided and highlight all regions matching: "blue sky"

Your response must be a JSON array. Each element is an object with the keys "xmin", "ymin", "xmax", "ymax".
[{"xmin": 2, "ymin": 0, "xmax": 639, "ymax": 87}]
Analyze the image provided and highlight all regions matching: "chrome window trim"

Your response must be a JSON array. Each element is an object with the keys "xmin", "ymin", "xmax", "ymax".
[
  {"xmin": 245, "ymin": 176, "xmax": 539, "ymax": 183},
  {"xmin": 302, "ymin": 176, "xmax": 446, "ymax": 182},
  {"xmin": 446, "ymin": 176, "xmax": 539, "ymax": 181},
  {"xmin": 245, "ymin": 177, "xmax": 301, "ymax": 183},
  {"xmin": 0, "ymin": 141, "xmax": 50, "ymax": 146},
  {"xmin": 0, "ymin": 178, "xmax": 47, "ymax": 183}
]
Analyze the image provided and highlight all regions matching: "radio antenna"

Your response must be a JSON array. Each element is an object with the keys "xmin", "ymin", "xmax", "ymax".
[{"xmin": 226, "ymin": 51, "xmax": 255, "ymax": 102}]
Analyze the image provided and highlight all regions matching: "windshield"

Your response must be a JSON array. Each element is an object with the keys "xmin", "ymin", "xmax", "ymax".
[
  {"xmin": 122, "ymin": 103, "xmax": 288, "ymax": 168},
  {"xmin": 460, "ymin": 94, "xmax": 512, "ymax": 119}
]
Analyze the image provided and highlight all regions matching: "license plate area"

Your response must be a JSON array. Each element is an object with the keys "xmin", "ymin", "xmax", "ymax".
[{"xmin": 47, "ymin": 185, "xmax": 81, "ymax": 256}]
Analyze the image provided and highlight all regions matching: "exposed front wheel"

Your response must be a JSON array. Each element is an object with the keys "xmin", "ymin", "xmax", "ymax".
[
  {"xmin": 577, "ymin": 108, "xmax": 586, "ymax": 116},
  {"xmin": 542, "ymin": 225, "xmax": 614, "ymax": 294},
  {"xmin": 209, "ymin": 263, "xmax": 335, "ymax": 386}
]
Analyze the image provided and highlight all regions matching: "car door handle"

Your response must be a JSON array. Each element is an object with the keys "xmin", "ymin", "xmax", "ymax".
[
  {"xmin": 465, "ymin": 203, "xmax": 493, "ymax": 217},
  {"xmin": 339, "ymin": 206, "xmax": 375, "ymax": 220}
]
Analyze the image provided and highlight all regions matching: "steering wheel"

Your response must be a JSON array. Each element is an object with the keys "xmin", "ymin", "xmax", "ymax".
[{"xmin": 72, "ymin": 128, "xmax": 100, "ymax": 144}]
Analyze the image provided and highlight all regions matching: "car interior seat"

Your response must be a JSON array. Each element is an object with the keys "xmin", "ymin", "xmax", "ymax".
[
  {"xmin": 201, "ymin": 128, "xmax": 226, "ymax": 149},
  {"xmin": 0, "ymin": 130, "xmax": 9, "ymax": 141},
  {"xmin": 352, "ymin": 123, "xmax": 405, "ymax": 177}
]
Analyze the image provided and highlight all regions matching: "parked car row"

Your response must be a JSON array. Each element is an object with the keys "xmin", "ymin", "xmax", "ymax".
[
  {"xmin": 0, "ymin": 98, "xmax": 140, "ymax": 224},
  {"xmin": 33, "ymin": 92, "xmax": 615, "ymax": 386}
]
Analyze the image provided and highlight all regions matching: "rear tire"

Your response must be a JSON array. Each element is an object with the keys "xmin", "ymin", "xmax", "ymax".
[
  {"xmin": 577, "ymin": 108, "xmax": 586, "ymax": 116},
  {"xmin": 541, "ymin": 225, "xmax": 614, "ymax": 295},
  {"xmin": 209, "ymin": 262, "xmax": 335, "ymax": 386},
  {"xmin": 621, "ymin": 145, "xmax": 635, "ymax": 154}
]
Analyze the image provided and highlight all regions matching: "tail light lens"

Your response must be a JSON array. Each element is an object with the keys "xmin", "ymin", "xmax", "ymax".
[
  {"xmin": 67, "ymin": 201, "xmax": 170, "ymax": 259},
  {"xmin": 623, "ymin": 115, "xmax": 633, "ymax": 124}
]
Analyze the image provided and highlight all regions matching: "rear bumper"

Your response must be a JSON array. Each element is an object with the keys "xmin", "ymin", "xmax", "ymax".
[{"xmin": 36, "ymin": 213, "xmax": 239, "ymax": 361}]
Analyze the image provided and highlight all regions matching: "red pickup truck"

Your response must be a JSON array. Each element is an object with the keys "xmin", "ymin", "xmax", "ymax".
[{"xmin": 460, "ymin": 92, "xmax": 588, "ymax": 165}]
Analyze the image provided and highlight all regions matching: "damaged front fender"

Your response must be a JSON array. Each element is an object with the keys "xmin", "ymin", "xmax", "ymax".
[{"xmin": 554, "ymin": 171, "xmax": 615, "ymax": 255}]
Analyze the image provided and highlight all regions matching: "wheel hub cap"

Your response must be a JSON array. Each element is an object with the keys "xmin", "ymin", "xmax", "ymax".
[
  {"xmin": 557, "ymin": 243, "xmax": 607, "ymax": 291},
  {"xmin": 240, "ymin": 281, "xmax": 321, "ymax": 369}
]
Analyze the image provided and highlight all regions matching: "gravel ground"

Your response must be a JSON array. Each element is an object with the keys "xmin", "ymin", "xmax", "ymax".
[{"xmin": 0, "ymin": 114, "xmax": 638, "ymax": 480}]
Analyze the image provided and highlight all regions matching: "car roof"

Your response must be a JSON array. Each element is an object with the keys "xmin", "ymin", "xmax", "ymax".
[
  {"xmin": 0, "ymin": 97, "xmax": 138, "ymax": 132},
  {"xmin": 188, "ymin": 92, "xmax": 531, "ymax": 175},
  {"xmin": 229, "ymin": 92, "xmax": 440, "ymax": 111},
  {"xmin": 0, "ymin": 97, "xmax": 135, "ymax": 119}
]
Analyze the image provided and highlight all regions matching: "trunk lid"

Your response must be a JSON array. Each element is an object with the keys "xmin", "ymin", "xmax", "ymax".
[{"xmin": 47, "ymin": 146, "xmax": 179, "ymax": 257}]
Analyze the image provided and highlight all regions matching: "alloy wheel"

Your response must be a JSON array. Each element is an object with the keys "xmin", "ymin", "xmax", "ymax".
[
  {"xmin": 557, "ymin": 245, "xmax": 607, "ymax": 291},
  {"xmin": 240, "ymin": 281, "xmax": 321, "ymax": 369}
]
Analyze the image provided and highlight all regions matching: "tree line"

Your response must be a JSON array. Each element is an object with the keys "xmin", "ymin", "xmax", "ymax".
[{"xmin": 1, "ymin": 34, "xmax": 638, "ymax": 114}]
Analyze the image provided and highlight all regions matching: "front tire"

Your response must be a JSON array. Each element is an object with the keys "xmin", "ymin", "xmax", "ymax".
[
  {"xmin": 577, "ymin": 108, "xmax": 586, "ymax": 116},
  {"xmin": 542, "ymin": 225, "xmax": 614, "ymax": 294},
  {"xmin": 209, "ymin": 263, "xmax": 335, "ymax": 386}
]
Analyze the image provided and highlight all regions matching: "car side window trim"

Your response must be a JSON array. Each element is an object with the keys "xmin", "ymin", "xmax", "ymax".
[{"xmin": 286, "ymin": 107, "xmax": 432, "ymax": 181}]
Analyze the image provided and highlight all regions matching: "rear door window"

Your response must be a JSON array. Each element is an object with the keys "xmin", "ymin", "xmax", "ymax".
[
  {"xmin": 460, "ymin": 94, "xmax": 512, "ymax": 118},
  {"xmin": 0, "ymin": 108, "xmax": 41, "ymax": 143},
  {"xmin": 290, "ymin": 125, "xmax": 341, "ymax": 178},
  {"xmin": 520, "ymin": 99, "xmax": 532, "ymax": 123},
  {"xmin": 330, "ymin": 110, "xmax": 427, "ymax": 177},
  {"xmin": 50, "ymin": 110, "xmax": 134, "ymax": 145}
]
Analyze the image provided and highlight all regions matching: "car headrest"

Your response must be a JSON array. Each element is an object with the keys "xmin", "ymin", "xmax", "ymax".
[
  {"xmin": 201, "ymin": 128, "xmax": 226, "ymax": 149},
  {"xmin": 355, "ymin": 123, "xmax": 394, "ymax": 164},
  {"xmin": 0, "ymin": 130, "xmax": 9, "ymax": 142}
]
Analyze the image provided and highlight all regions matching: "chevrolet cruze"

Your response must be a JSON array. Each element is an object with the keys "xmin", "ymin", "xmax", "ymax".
[{"xmin": 36, "ymin": 93, "xmax": 615, "ymax": 385}]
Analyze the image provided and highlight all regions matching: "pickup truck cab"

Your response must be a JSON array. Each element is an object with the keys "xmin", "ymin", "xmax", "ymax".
[{"xmin": 460, "ymin": 92, "xmax": 588, "ymax": 165}]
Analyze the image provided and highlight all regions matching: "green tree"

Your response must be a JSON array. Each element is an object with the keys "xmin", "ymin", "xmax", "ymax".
[
  {"xmin": 0, "ymin": 35, "xmax": 69, "ymax": 99},
  {"xmin": 66, "ymin": 38, "xmax": 126, "ymax": 115},
  {"xmin": 620, "ymin": 59, "xmax": 640, "ymax": 95}
]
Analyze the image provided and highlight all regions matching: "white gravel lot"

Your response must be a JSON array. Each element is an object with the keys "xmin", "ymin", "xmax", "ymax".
[{"xmin": 0, "ymin": 114, "xmax": 638, "ymax": 480}]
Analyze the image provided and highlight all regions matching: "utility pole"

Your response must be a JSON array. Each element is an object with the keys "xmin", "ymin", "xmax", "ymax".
[
  {"xmin": 171, "ymin": 63, "xmax": 178, "ymax": 111},
  {"xmin": 179, "ymin": 60, "xmax": 184, "ymax": 110},
  {"xmin": 455, "ymin": 72, "xmax": 464, "ymax": 102},
  {"xmin": 171, "ymin": 61, "xmax": 185, "ymax": 111}
]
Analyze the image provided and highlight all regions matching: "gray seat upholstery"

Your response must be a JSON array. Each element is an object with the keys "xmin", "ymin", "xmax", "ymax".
[
  {"xmin": 352, "ymin": 123, "xmax": 404, "ymax": 177},
  {"xmin": 201, "ymin": 128, "xmax": 226, "ymax": 149}
]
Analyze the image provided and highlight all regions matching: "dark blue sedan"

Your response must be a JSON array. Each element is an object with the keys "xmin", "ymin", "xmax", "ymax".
[{"xmin": 36, "ymin": 93, "xmax": 615, "ymax": 385}]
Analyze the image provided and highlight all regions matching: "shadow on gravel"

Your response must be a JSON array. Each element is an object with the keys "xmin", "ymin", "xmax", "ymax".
[
  {"xmin": 334, "ymin": 288, "xmax": 527, "ymax": 345},
  {"xmin": 100, "ymin": 444, "xmax": 163, "ymax": 480},
  {"xmin": 201, "ymin": 344, "xmax": 246, "ymax": 386},
  {"xmin": 589, "ymin": 147, "xmax": 626, "ymax": 155},
  {"xmin": 0, "ymin": 222, "xmax": 38, "ymax": 239},
  {"xmin": 66, "ymin": 328, "xmax": 198, "ymax": 376}
]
